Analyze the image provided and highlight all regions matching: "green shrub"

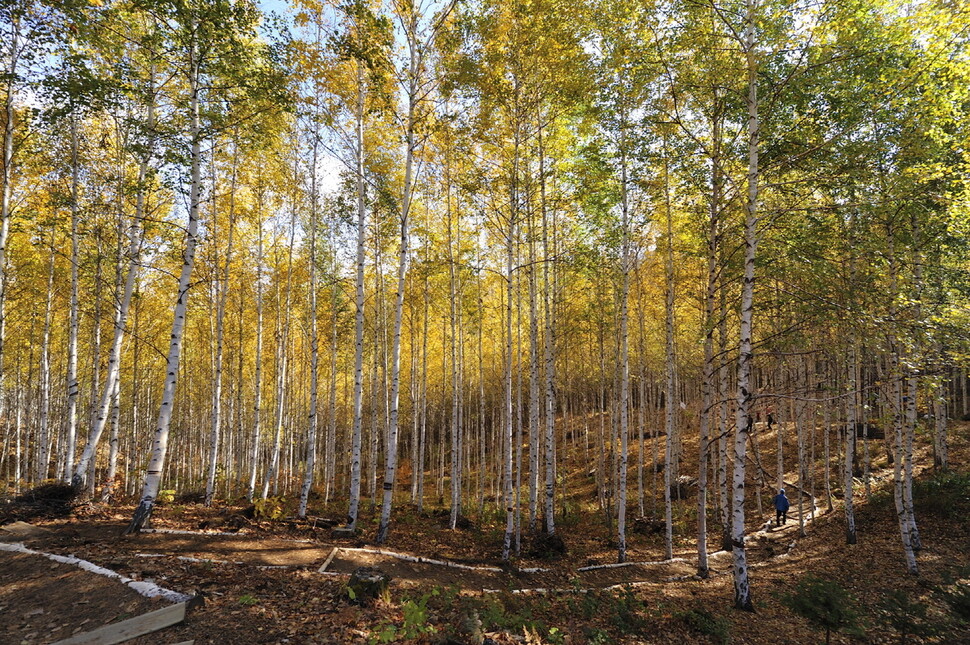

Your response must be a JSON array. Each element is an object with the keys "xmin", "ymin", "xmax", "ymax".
[
  {"xmin": 401, "ymin": 592, "xmax": 437, "ymax": 638},
  {"xmin": 474, "ymin": 593, "xmax": 539, "ymax": 634},
  {"xmin": 780, "ymin": 575, "xmax": 863, "ymax": 645},
  {"xmin": 605, "ymin": 587, "xmax": 646, "ymax": 636},
  {"xmin": 367, "ymin": 591, "xmax": 440, "ymax": 644},
  {"xmin": 913, "ymin": 471, "xmax": 970, "ymax": 519},
  {"xmin": 583, "ymin": 626, "xmax": 611, "ymax": 645},
  {"xmin": 567, "ymin": 588, "xmax": 603, "ymax": 620},
  {"xmin": 557, "ymin": 499, "xmax": 582, "ymax": 528},
  {"xmin": 876, "ymin": 589, "xmax": 936, "ymax": 643},
  {"xmin": 678, "ymin": 608, "xmax": 730, "ymax": 644},
  {"xmin": 939, "ymin": 582, "xmax": 970, "ymax": 624},
  {"xmin": 478, "ymin": 502, "xmax": 507, "ymax": 526}
]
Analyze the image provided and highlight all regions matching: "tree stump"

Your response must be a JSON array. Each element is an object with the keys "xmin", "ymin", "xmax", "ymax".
[
  {"xmin": 331, "ymin": 525, "xmax": 357, "ymax": 539},
  {"xmin": 347, "ymin": 567, "xmax": 390, "ymax": 605},
  {"xmin": 528, "ymin": 531, "xmax": 567, "ymax": 560}
]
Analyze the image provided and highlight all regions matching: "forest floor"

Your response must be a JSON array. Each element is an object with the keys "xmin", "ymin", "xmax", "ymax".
[{"xmin": 2, "ymin": 421, "xmax": 970, "ymax": 644}]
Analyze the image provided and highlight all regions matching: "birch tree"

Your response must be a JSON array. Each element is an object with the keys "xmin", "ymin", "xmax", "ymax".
[
  {"xmin": 127, "ymin": 0, "xmax": 284, "ymax": 532},
  {"xmin": 729, "ymin": 0, "xmax": 760, "ymax": 611},
  {"xmin": 295, "ymin": 5, "xmax": 331, "ymax": 514},
  {"xmin": 203, "ymin": 138, "xmax": 238, "ymax": 506},
  {"xmin": 329, "ymin": 0, "xmax": 394, "ymax": 531},
  {"xmin": 0, "ymin": 2, "xmax": 57, "ymax": 438},
  {"xmin": 376, "ymin": 0, "xmax": 457, "ymax": 545}
]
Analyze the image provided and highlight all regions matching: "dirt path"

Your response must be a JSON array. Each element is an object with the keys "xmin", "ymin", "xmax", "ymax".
[
  {"xmin": 4, "ymin": 491, "xmax": 831, "ymax": 600},
  {"xmin": 131, "ymin": 531, "xmax": 332, "ymax": 567},
  {"xmin": 1, "ymin": 469, "xmax": 836, "ymax": 611},
  {"xmin": 3, "ymin": 520, "xmax": 722, "ymax": 596}
]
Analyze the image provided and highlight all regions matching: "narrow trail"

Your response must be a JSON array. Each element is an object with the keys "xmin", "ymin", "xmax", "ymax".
[
  {"xmin": 2, "ymin": 476, "xmax": 833, "ymax": 598},
  {"xmin": 15, "ymin": 430, "xmax": 905, "ymax": 598},
  {"xmin": 4, "ymin": 509, "xmax": 823, "ymax": 597}
]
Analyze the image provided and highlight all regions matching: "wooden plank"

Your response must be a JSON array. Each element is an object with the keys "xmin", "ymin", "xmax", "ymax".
[
  {"xmin": 318, "ymin": 547, "xmax": 340, "ymax": 573},
  {"xmin": 52, "ymin": 602, "xmax": 186, "ymax": 645}
]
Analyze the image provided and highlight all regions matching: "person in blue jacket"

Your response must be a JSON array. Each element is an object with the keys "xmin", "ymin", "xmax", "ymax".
[{"xmin": 773, "ymin": 489, "xmax": 790, "ymax": 526}]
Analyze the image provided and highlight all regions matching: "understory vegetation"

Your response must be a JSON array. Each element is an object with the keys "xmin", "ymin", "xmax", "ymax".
[{"xmin": 2, "ymin": 0, "xmax": 970, "ymax": 637}]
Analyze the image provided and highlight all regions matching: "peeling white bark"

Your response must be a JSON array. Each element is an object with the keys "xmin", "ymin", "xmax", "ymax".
[
  {"xmin": 126, "ymin": 32, "xmax": 203, "ymax": 533},
  {"xmin": 347, "ymin": 61, "xmax": 367, "ymax": 530},
  {"xmin": 731, "ymin": 0, "xmax": 759, "ymax": 611},
  {"xmin": 0, "ymin": 542, "xmax": 191, "ymax": 603}
]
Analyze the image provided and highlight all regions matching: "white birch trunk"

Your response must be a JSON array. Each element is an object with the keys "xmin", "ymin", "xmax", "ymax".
[
  {"xmin": 718, "ymin": 282, "xmax": 731, "ymax": 551},
  {"xmin": 500, "ymin": 99, "xmax": 522, "ymax": 559},
  {"xmin": 663, "ymin": 141, "xmax": 675, "ymax": 562},
  {"xmin": 246, "ymin": 202, "xmax": 264, "ymax": 501},
  {"xmin": 299, "ymin": 121, "xmax": 322, "ymax": 519},
  {"xmin": 37, "ymin": 239, "xmax": 56, "ymax": 482},
  {"xmin": 502, "ymin": 214, "xmax": 515, "ymax": 560},
  {"xmin": 205, "ymin": 145, "xmax": 236, "ymax": 506},
  {"xmin": 891, "ymin": 354, "xmax": 918, "ymax": 573},
  {"xmin": 0, "ymin": 18, "xmax": 20, "ymax": 420},
  {"xmin": 845, "ymin": 348, "xmax": 858, "ymax": 544},
  {"xmin": 823, "ymin": 388, "xmax": 833, "ymax": 512},
  {"xmin": 637, "ymin": 365, "xmax": 645, "ymax": 518},
  {"xmin": 417, "ymin": 285, "xmax": 429, "ymax": 511},
  {"xmin": 14, "ymin": 386, "xmax": 23, "ymax": 494},
  {"xmin": 98, "ymin": 380, "xmax": 121, "ymax": 502},
  {"xmin": 448, "ymin": 160, "xmax": 462, "ymax": 530},
  {"xmin": 710, "ymin": 97, "xmax": 731, "ymax": 553},
  {"xmin": 410, "ymin": 293, "xmax": 419, "ymax": 504},
  {"xmin": 904, "ymin": 374, "xmax": 922, "ymax": 548},
  {"xmin": 888, "ymin": 232, "xmax": 917, "ymax": 572},
  {"xmin": 125, "ymin": 34, "xmax": 202, "ymax": 532},
  {"xmin": 697, "ymin": 143, "xmax": 719, "ymax": 577},
  {"xmin": 539, "ymin": 125, "xmax": 556, "ymax": 536},
  {"xmin": 86, "ymin": 236, "xmax": 104, "ymax": 493},
  {"xmin": 376, "ymin": 27, "xmax": 418, "ymax": 542},
  {"xmin": 617, "ymin": 141, "xmax": 631, "ymax": 563},
  {"xmin": 98, "ymin": 211, "xmax": 126, "ymax": 501},
  {"xmin": 262, "ymin": 186, "xmax": 297, "ymax": 500},
  {"xmin": 796, "ymin": 367, "xmax": 806, "ymax": 537},
  {"xmin": 64, "ymin": 114, "xmax": 81, "ymax": 483},
  {"xmin": 368, "ymin": 260, "xmax": 381, "ymax": 505},
  {"xmin": 731, "ymin": 0, "xmax": 759, "ymax": 610},
  {"xmin": 347, "ymin": 62, "xmax": 367, "ymax": 529},
  {"xmin": 476, "ymin": 286, "xmax": 484, "ymax": 514},
  {"xmin": 776, "ymin": 373, "xmax": 784, "ymax": 491},
  {"xmin": 73, "ymin": 69, "xmax": 153, "ymax": 491},
  {"xmin": 934, "ymin": 369, "xmax": 948, "ymax": 471},
  {"xmin": 325, "ymin": 223, "xmax": 340, "ymax": 504},
  {"xmin": 527, "ymin": 213, "xmax": 540, "ymax": 532},
  {"xmin": 903, "ymin": 221, "xmax": 922, "ymax": 551}
]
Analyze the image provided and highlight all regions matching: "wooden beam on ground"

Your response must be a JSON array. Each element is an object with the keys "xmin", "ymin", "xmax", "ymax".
[
  {"xmin": 52, "ymin": 602, "xmax": 187, "ymax": 645},
  {"xmin": 318, "ymin": 547, "xmax": 340, "ymax": 573}
]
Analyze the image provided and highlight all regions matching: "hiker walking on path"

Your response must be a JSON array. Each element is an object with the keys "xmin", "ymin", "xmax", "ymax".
[{"xmin": 774, "ymin": 489, "xmax": 790, "ymax": 526}]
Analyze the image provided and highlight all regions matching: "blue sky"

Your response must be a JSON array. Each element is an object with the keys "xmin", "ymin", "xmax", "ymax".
[{"xmin": 258, "ymin": 0, "xmax": 290, "ymax": 18}]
